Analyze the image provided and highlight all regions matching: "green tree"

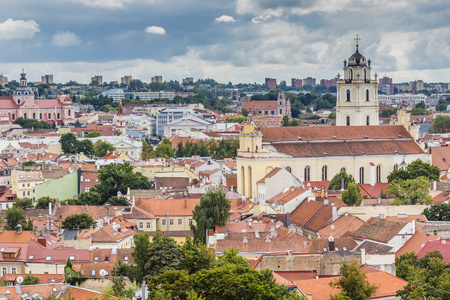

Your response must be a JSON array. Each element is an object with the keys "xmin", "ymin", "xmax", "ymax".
[
  {"xmin": 141, "ymin": 139, "xmax": 155, "ymax": 160},
  {"xmin": 423, "ymin": 203, "xmax": 450, "ymax": 221},
  {"xmin": 14, "ymin": 198, "xmax": 33, "ymax": 209},
  {"xmin": 181, "ymin": 235, "xmax": 215, "ymax": 274},
  {"xmin": 76, "ymin": 191, "xmax": 103, "ymax": 205},
  {"xmin": 62, "ymin": 213, "xmax": 96, "ymax": 229},
  {"xmin": 387, "ymin": 159, "xmax": 440, "ymax": 183},
  {"xmin": 132, "ymin": 232, "xmax": 151, "ymax": 282},
  {"xmin": 84, "ymin": 131, "xmax": 101, "ymax": 138},
  {"xmin": 241, "ymin": 108, "xmax": 249, "ymax": 117},
  {"xmin": 144, "ymin": 231, "xmax": 183, "ymax": 280},
  {"xmin": 93, "ymin": 140, "xmax": 116, "ymax": 157},
  {"xmin": 155, "ymin": 138, "xmax": 174, "ymax": 159},
  {"xmin": 35, "ymin": 196, "xmax": 55, "ymax": 209},
  {"xmin": 328, "ymin": 112, "xmax": 336, "ymax": 119},
  {"xmin": 22, "ymin": 161, "xmax": 36, "ymax": 166},
  {"xmin": 341, "ymin": 183, "xmax": 362, "ymax": 206},
  {"xmin": 5, "ymin": 207, "xmax": 30, "ymax": 230},
  {"xmin": 59, "ymin": 133, "xmax": 79, "ymax": 154},
  {"xmin": 430, "ymin": 115, "xmax": 450, "ymax": 133},
  {"xmin": 77, "ymin": 139, "xmax": 95, "ymax": 156},
  {"xmin": 387, "ymin": 176, "xmax": 432, "ymax": 205},
  {"xmin": 191, "ymin": 189, "xmax": 231, "ymax": 244},
  {"xmin": 22, "ymin": 273, "xmax": 40, "ymax": 285},
  {"xmin": 107, "ymin": 196, "xmax": 129, "ymax": 206},
  {"xmin": 328, "ymin": 170, "xmax": 355, "ymax": 190},
  {"xmin": 281, "ymin": 115, "xmax": 290, "ymax": 126},
  {"xmin": 330, "ymin": 260, "xmax": 377, "ymax": 300}
]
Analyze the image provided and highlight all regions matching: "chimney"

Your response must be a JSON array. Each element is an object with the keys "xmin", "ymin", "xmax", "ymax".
[
  {"xmin": 15, "ymin": 284, "xmax": 21, "ymax": 294},
  {"xmin": 323, "ymin": 198, "xmax": 329, "ymax": 206},
  {"xmin": 442, "ymin": 240, "xmax": 447, "ymax": 245},
  {"xmin": 265, "ymin": 235, "xmax": 271, "ymax": 243},
  {"xmin": 85, "ymin": 204, "xmax": 89, "ymax": 211},
  {"xmin": 433, "ymin": 181, "xmax": 438, "ymax": 191},
  {"xmin": 328, "ymin": 236, "xmax": 335, "ymax": 252},
  {"xmin": 332, "ymin": 206, "xmax": 338, "ymax": 221},
  {"xmin": 361, "ymin": 248, "xmax": 366, "ymax": 265},
  {"xmin": 16, "ymin": 224, "xmax": 22, "ymax": 235},
  {"xmin": 378, "ymin": 213, "xmax": 385, "ymax": 219},
  {"xmin": 37, "ymin": 237, "xmax": 47, "ymax": 247},
  {"xmin": 270, "ymin": 226, "xmax": 277, "ymax": 238},
  {"xmin": 255, "ymin": 227, "xmax": 260, "ymax": 239}
]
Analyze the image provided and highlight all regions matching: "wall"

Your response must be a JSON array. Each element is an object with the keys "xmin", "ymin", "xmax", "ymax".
[
  {"xmin": 338, "ymin": 205, "xmax": 428, "ymax": 222},
  {"xmin": 423, "ymin": 222, "xmax": 450, "ymax": 238},
  {"xmin": 33, "ymin": 171, "xmax": 78, "ymax": 201}
]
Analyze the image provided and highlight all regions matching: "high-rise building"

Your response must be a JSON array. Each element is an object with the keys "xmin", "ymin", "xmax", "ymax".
[
  {"xmin": 151, "ymin": 76, "xmax": 163, "ymax": 83},
  {"xmin": 303, "ymin": 77, "xmax": 316, "ymax": 87},
  {"xmin": 41, "ymin": 74, "xmax": 53, "ymax": 84},
  {"xmin": 408, "ymin": 80, "xmax": 424, "ymax": 93},
  {"xmin": 320, "ymin": 78, "xmax": 337, "ymax": 88},
  {"xmin": 121, "ymin": 75, "xmax": 132, "ymax": 84},
  {"xmin": 336, "ymin": 39, "xmax": 379, "ymax": 126},
  {"xmin": 91, "ymin": 76, "xmax": 103, "ymax": 85},
  {"xmin": 378, "ymin": 76, "xmax": 393, "ymax": 95},
  {"xmin": 265, "ymin": 78, "xmax": 276, "ymax": 90},
  {"xmin": 291, "ymin": 78, "xmax": 302, "ymax": 88},
  {"xmin": 182, "ymin": 77, "xmax": 194, "ymax": 84},
  {"xmin": 0, "ymin": 75, "xmax": 8, "ymax": 86}
]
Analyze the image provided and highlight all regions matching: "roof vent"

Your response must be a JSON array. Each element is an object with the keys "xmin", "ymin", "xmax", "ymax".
[
  {"xmin": 323, "ymin": 153, "xmax": 328, "ymax": 157},
  {"xmin": 363, "ymin": 135, "xmax": 368, "ymax": 139},
  {"xmin": 297, "ymin": 137, "xmax": 302, "ymax": 141},
  {"xmin": 398, "ymin": 134, "xmax": 402, "ymax": 138},
  {"xmin": 361, "ymin": 151, "xmax": 365, "ymax": 155},
  {"xmin": 332, "ymin": 136, "xmax": 336, "ymax": 139}
]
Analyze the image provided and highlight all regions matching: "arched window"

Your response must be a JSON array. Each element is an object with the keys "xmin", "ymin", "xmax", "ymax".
[
  {"xmin": 18, "ymin": 99, "xmax": 21, "ymax": 104},
  {"xmin": 346, "ymin": 116, "xmax": 350, "ymax": 126},
  {"xmin": 322, "ymin": 165, "xmax": 328, "ymax": 181},
  {"xmin": 286, "ymin": 166, "xmax": 292, "ymax": 173},
  {"xmin": 359, "ymin": 167, "xmax": 364, "ymax": 183},
  {"xmin": 304, "ymin": 166, "xmax": 311, "ymax": 181},
  {"xmin": 363, "ymin": 69, "xmax": 367, "ymax": 81},
  {"xmin": 394, "ymin": 164, "xmax": 399, "ymax": 171},
  {"xmin": 341, "ymin": 167, "xmax": 346, "ymax": 172},
  {"xmin": 366, "ymin": 115, "xmax": 370, "ymax": 126},
  {"xmin": 366, "ymin": 89, "xmax": 370, "ymax": 101},
  {"xmin": 349, "ymin": 69, "xmax": 353, "ymax": 80},
  {"xmin": 346, "ymin": 90, "xmax": 351, "ymax": 102},
  {"xmin": 376, "ymin": 165, "xmax": 382, "ymax": 183}
]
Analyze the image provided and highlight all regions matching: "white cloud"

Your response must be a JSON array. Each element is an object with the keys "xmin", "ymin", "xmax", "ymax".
[
  {"xmin": 215, "ymin": 15, "xmax": 236, "ymax": 23},
  {"xmin": 0, "ymin": 18, "xmax": 40, "ymax": 40},
  {"xmin": 52, "ymin": 31, "xmax": 82, "ymax": 47},
  {"xmin": 145, "ymin": 26, "xmax": 166, "ymax": 35},
  {"xmin": 251, "ymin": 15, "xmax": 272, "ymax": 23},
  {"xmin": 73, "ymin": 0, "xmax": 133, "ymax": 8}
]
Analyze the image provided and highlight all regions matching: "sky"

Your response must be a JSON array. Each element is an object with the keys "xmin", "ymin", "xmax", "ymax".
[{"xmin": 1, "ymin": 0, "xmax": 450, "ymax": 85}]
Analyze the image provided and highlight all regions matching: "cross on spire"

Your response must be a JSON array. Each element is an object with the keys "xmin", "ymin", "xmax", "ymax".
[{"xmin": 354, "ymin": 34, "xmax": 360, "ymax": 50}]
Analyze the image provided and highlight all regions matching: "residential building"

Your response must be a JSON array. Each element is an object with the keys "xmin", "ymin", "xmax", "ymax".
[
  {"xmin": 91, "ymin": 75, "xmax": 103, "ymax": 85},
  {"xmin": 241, "ymin": 91, "xmax": 291, "ymax": 117},
  {"xmin": 320, "ymin": 78, "xmax": 337, "ymax": 88},
  {"xmin": 265, "ymin": 78, "xmax": 276, "ymax": 90},
  {"xmin": 156, "ymin": 108, "xmax": 202, "ymax": 137},
  {"xmin": 379, "ymin": 76, "xmax": 393, "ymax": 95},
  {"xmin": 91, "ymin": 222, "xmax": 136, "ymax": 249},
  {"xmin": 0, "ymin": 75, "xmax": 8, "ymax": 86},
  {"xmin": 41, "ymin": 74, "xmax": 54, "ymax": 84},
  {"xmin": 291, "ymin": 78, "xmax": 302, "ymax": 88},
  {"xmin": 182, "ymin": 77, "xmax": 194, "ymax": 85},
  {"xmin": 409, "ymin": 80, "xmax": 424, "ymax": 92},
  {"xmin": 0, "ymin": 228, "xmax": 36, "ymax": 276},
  {"xmin": 336, "ymin": 41, "xmax": 379, "ymax": 126},
  {"xmin": 303, "ymin": 77, "xmax": 316, "ymax": 87},
  {"xmin": 151, "ymin": 76, "xmax": 163, "ymax": 83},
  {"xmin": 256, "ymin": 167, "xmax": 303, "ymax": 202},
  {"xmin": 163, "ymin": 114, "xmax": 214, "ymax": 136},
  {"xmin": 121, "ymin": 75, "xmax": 132, "ymax": 85}
]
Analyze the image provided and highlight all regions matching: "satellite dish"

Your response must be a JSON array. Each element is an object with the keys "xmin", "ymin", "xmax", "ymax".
[
  {"xmin": 16, "ymin": 276, "xmax": 23, "ymax": 284},
  {"xmin": 99, "ymin": 269, "xmax": 106, "ymax": 277}
]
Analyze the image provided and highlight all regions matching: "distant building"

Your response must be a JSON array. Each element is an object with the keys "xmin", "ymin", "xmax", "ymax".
[
  {"xmin": 379, "ymin": 76, "xmax": 394, "ymax": 95},
  {"xmin": 121, "ymin": 75, "xmax": 132, "ymax": 85},
  {"xmin": 409, "ymin": 80, "xmax": 424, "ymax": 93},
  {"xmin": 182, "ymin": 77, "xmax": 194, "ymax": 84},
  {"xmin": 156, "ymin": 108, "xmax": 202, "ymax": 137},
  {"xmin": 265, "ymin": 78, "xmax": 276, "ymax": 90},
  {"xmin": 41, "ymin": 74, "xmax": 53, "ymax": 84},
  {"xmin": 303, "ymin": 77, "xmax": 316, "ymax": 87},
  {"xmin": 0, "ymin": 75, "xmax": 7, "ymax": 86},
  {"xmin": 320, "ymin": 78, "xmax": 337, "ymax": 88},
  {"xmin": 241, "ymin": 91, "xmax": 291, "ymax": 117},
  {"xmin": 151, "ymin": 76, "xmax": 163, "ymax": 83},
  {"xmin": 91, "ymin": 75, "xmax": 103, "ymax": 85},
  {"xmin": 291, "ymin": 78, "xmax": 302, "ymax": 88}
]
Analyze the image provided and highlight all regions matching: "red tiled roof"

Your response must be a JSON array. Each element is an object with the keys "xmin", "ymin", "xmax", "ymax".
[
  {"xmin": 417, "ymin": 239, "xmax": 450, "ymax": 263},
  {"xmin": 242, "ymin": 100, "xmax": 277, "ymax": 110},
  {"xmin": 135, "ymin": 198, "xmax": 201, "ymax": 217},
  {"xmin": 351, "ymin": 217, "xmax": 407, "ymax": 243},
  {"xmin": 396, "ymin": 232, "xmax": 440, "ymax": 257},
  {"xmin": 319, "ymin": 214, "xmax": 365, "ymax": 238}
]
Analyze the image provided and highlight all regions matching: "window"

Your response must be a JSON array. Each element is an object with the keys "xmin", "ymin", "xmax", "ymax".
[
  {"xmin": 48, "ymin": 113, "xmax": 51, "ymax": 119},
  {"xmin": 366, "ymin": 115, "xmax": 370, "ymax": 126},
  {"xmin": 340, "ymin": 167, "xmax": 346, "ymax": 172},
  {"xmin": 24, "ymin": 113, "xmax": 27, "ymax": 118},
  {"xmin": 349, "ymin": 69, "xmax": 353, "ymax": 80},
  {"xmin": 91, "ymin": 270, "xmax": 96, "ymax": 276},
  {"xmin": 46, "ymin": 256, "xmax": 52, "ymax": 261},
  {"xmin": 70, "ymin": 256, "xmax": 75, "ymax": 260},
  {"xmin": 57, "ymin": 113, "xmax": 60, "ymax": 119},
  {"xmin": 394, "ymin": 164, "xmax": 399, "ymax": 171},
  {"xmin": 40, "ymin": 113, "xmax": 42, "ymax": 119},
  {"xmin": 359, "ymin": 167, "xmax": 364, "ymax": 184},
  {"xmin": 11, "ymin": 267, "xmax": 16, "ymax": 274},
  {"xmin": 2, "ymin": 268, "xmax": 6, "ymax": 276},
  {"xmin": 84, "ymin": 187, "xmax": 90, "ymax": 193},
  {"xmin": 366, "ymin": 89, "xmax": 370, "ymax": 101},
  {"xmin": 376, "ymin": 165, "xmax": 382, "ymax": 183},
  {"xmin": 170, "ymin": 219, "xmax": 174, "ymax": 226},
  {"xmin": 346, "ymin": 116, "xmax": 350, "ymax": 126},
  {"xmin": 322, "ymin": 166, "xmax": 328, "ymax": 181},
  {"xmin": 286, "ymin": 166, "xmax": 292, "ymax": 173},
  {"xmin": 105, "ymin": 271, "xmax": 109, "ymax": 276},
  {"xmin": 346, "ymin": 90, "xmax": 350, "ymax": 101},
  {"xmin": 178, "ymin": 219, "xmax": 182, "ymax": 226},
  {"xmin": 94, "ymin": 256, "xmax": 99, "ymax": 261},
  {"xmin": 139, "ymin": 222, "xmax": 143, "ymax": 229},
  {"xmin": 364, "ymin": 69, "xmax": 367, "ymax": 80},
  {"xmin": 85, "ymin": 179, "xmax": 90, "ymax": 182},
  {"xmin": 27, "ymin": 183, "xmax": 30, "ymax": 187},
  {"xmin": 12, "ymin": 114, "xmax": 15, "ymax": 119},
  {"xmin": 162, "ymin": 219, "xmax": 166, "ymax": 226},
  {"xmin": 33, "ymin": 113, "xmax": 36, "ymax": 119},
  {"xmin": 304, "ymin": 166, "xmax": 311, "ymax": 181},
  {"xmin": 105, "ymin": 256, "xmax": 109, "ymax": 262},
  {"xmin": 189, "ymin": 219, "xmax": 193, "ymax": 225},
  {"xmin": 68, "ymin": 110, "xmax": 71, "ymax": 116},
  {"xmin": 146, "ymin": 222, "xmax": 150, "ymax": 229},
  {"xmin": 124, "ymin": 256, "xmax": 129, "ymax": 261}
]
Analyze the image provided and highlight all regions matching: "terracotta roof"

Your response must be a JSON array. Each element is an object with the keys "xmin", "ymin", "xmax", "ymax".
[
  {"xmin": 216, "ymin": 220, "xmax": 277, "ymax": 233},
  {"xmin": 417, "ymin": 239, "xmax": 450, "ymax": 263},
  {"xmin": 354, "ymin": 240, "xmax": 393, "ymax": 254},
  {"xmin": 351, "ymin": 217, "xmax": 408, "ymax": 243},
  {"xmin": 267, "ymin": 187, "xmax": 308, "ymax": 205},
  {"xmin": 358, "ymin": 183, "xmax": 389, "ymax": 199},
  {"xmin": 386, "ymin": 214, "xmax": 427, "ymax": 223},
  {"xmin": 304, "ymin": 237, "xmax": 357, "ymax": 253},
  {"xmin": 257, "ymin": 167, "xmax": 283, "ymax": 184},
  {"xmin": 295, "ymin": 272, "xmax": 408, "ymax": 300},
  {"xmin": 0, "ymin": 283, "xmax": 63, "ymax": 300},
  {"xmin": 135, "ymin": 198, "xmax": 201, "ymax": 217},
  {"xmin": 0, "ymin": 273, "xmax": 64, "ymax": 285},
  {"xmin": 272, "ymin": 270, "xmax": 317, "ymax": 288},
  {"xmin": 431, "ymin": 146, "xmax": 450, "ymax": 171},
  {"xmin": 55, "ymin": 205, "xmax": 126, "ymax": 220},
  {"xmin": 396, "ymin": 232, "xmax": 440, "ymax": 257},
  {"xmin": 0, "ymin": 230, "xmax": 36, "ymax": 243},
  {"xmin": 92, "ymin": 224, "xmax": 136, "ymax": 243},
  {"xmin": 289, "ymin": 200, "xmax": 332, "ymax": 233},
  {"xmin": 318, "ymin": 214, "xmax": 365, "ymax": 238},
  {"xmin": 26, "ymin": 236, "xmax": 90, "ymax": 264},
  {"xmin": 242, "ymin": 100, "xmax": 277, "ymax": 110}
]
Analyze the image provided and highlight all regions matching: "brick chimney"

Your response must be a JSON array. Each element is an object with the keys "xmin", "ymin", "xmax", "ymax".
[
  {"xmin": 37, "ymin": 237, "xmax": 47, "ymax": 247},
  {"xmin": 16, "ymin": 224, "xmax": 22, "ymax": 235}
]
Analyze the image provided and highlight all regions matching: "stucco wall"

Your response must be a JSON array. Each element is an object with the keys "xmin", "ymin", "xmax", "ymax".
[{"xmin": 33, "ymin": 171, "xmax": 78, "ymax": 201}]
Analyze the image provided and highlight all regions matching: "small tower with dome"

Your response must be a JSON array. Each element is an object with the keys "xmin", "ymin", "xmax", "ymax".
[
  {"xmin": 336, "ymin": 35, "xmax": 379, "ymax": 126},
  {"xmin": 13, "ymin": 70, "xmax": 34, "ymax": 106}
]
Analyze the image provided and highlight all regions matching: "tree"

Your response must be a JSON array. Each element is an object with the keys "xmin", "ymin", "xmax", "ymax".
[
  {"xmin": 328, "ymin": 112, "xmax": 336, "ymax": 119},
  {"xmin": 330, "ymin": 260, "xmax": 377, "ymax": 300},
  {"xmin": 133, "ymin": 232, "xmax": 151, "ymax": 282},
  {"xmin": 241, "ymin": 108, "xmax": 248, "ymax": 117},
  {"xmin": 429, "ymin": 115, "xmax": 450, "ymax": 133},
  {"xmin": 22, "ymin": 161, "xmax": 36, "ymax": 166},
  {"xmin": 59, "ymin": 133, "xmax": 78, "ymax": 154},
  {"xmin": 35, "ymin": 196, "xmax": 55, "ymax": 209},
  {"xmin": 141, "ymin": 139, "xmax": 155, "ymax": 160},
  {"xmin": 5, "ymin": 207, "xmax": 30, "ymax": 230},
  {"xmin": 423, "ymin": 203, "xmax": 450, "ymax": 221},
  {"xmin": 181, "ymin": 235, "xmax": 215, "ymax": 274},
  {"xmin": 94, "ymin": 140, "xmax": 116, "ymax": 157},
  {"xmin": 84, "ymin": 131, "xmax": 101, "ymax": 138},
  {"xmin": 341, "ymin": 183, "xmax": 362, "ymax": 206},
  {"xmin": 387, "ymin": 159, "xmax": 440, "ymax": 183},
  {"xmin": 191, "ymin": 189, "xmax": 231, "ymax": 244},
  {"xmin": 107, "ymin": 196, "xmax": 129, "ymax": 206},
  {"xmin": 144, "ymin": 231, "xmax": 183, "ymax": 280},
  {"xmin": 22, "ymin": 273, "xmax": 40, "ymax": 285},
  {"xmin": 328, "ymin": 170, "xmax": 355, "ymax": 190},
  {"xmin": 14, "ymin": 198, "xmax": 33, "ymax": 209},
  {"xmin": 387, "ymin": 176, "xmax": 432, "ymax": 205},
  {"xmin": 62, "ymin": 213, "xmax": 96, "ymax": 229},
  {"xmin": 281, "ymin": 115, "xmax": 290, "ymax": 126},
  {"xmin": 77, "ymin": 139, "xmax": 95, "ymax": 156},
  {"xmin": 155, "ymin": 138, "xmax": 174, "ymax": 159}
]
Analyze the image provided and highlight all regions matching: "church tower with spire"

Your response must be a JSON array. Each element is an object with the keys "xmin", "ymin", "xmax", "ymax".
[
  {"xmin": 336, "ymin": 35, "xmax": 379, "ymax": 126},
  {"xmin": 116, "ymin": 99, "xmax": 126, "ymax": 135}
]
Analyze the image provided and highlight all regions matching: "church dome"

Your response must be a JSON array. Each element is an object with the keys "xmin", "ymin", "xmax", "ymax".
[{"xmin": 348, "ymin": 48, "xmax": 366, "ymax": 66}]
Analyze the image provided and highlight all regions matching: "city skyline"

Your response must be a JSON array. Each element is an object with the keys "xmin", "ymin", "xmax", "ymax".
[{"xmin": 1, "ymin": 0, "xmax": 450, "ymax": 84}]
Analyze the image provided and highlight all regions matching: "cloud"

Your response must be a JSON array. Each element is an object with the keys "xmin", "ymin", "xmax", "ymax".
[
  {"xmin": 145, "ymin": 26, "xmax": 166, "ymax": 35},
  {"xmin": 73, "ymin": 0, "xmax": 134, "ymax": 8},
  {"xmin": 215, "ymin": 15, "xmax": 236, "ymax": 22},
  {"xmin": 251, "ymin": 15, "xmax": 272, "ymax": 23},
  {"xmin": 0, "ymin": 18, "xmax": 40, "ymax": 40},
  {"xmin": 52, "ymin": 31, "xmax": 82, "ymax": 47}
]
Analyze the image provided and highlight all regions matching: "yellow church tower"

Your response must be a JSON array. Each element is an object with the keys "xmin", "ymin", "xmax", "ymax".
[
  {"xmin": 336, "ymin": 35, "xmax": 379, "ymax": 126},
  {"xmin": 116, "ymin": 100, "xmax": 126, "ymax": 135}
]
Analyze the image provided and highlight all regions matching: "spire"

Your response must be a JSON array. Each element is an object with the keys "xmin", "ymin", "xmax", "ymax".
[
  {"xmin": 354, "ymin": 34, "xmax": 360, "ymax": 52},
  {"xmin": 118, "ymin": 99, "xmax": 124, "ymax": 116}
]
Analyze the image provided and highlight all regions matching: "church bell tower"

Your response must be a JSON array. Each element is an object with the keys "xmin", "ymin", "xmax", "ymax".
[{"xmin": 336, "ymin": 35, "xmax": 379, "ymax": 126}]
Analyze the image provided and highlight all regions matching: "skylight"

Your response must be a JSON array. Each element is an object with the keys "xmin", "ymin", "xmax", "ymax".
[
  {"xmin": 69, "ymin": 256, "xmax": 75, "ymax": 260},
  {"xmin": 46, "ymin": 256, "xmax": 52, "ymax": 261},
  {"xmin": 28, "ymin": 255, "xmax": 34, "ymax": 260}
]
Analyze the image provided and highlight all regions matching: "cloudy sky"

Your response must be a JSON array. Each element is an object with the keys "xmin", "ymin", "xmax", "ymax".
[{"xmin": 1, "ymin": 0, "xmax": 449, "ymax": 84}]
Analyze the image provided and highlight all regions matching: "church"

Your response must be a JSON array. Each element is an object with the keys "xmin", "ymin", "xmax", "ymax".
[
  {"xmin": 0, "ymin": 72, "xmax": 75, "ymax": 125},
  {"xmin": 236, "ymin": 39, "xmax": 429, "ymax": 199},
  {"xmin": 242, "ymin": 91, "xmax": 291, "ymax": 117}
]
